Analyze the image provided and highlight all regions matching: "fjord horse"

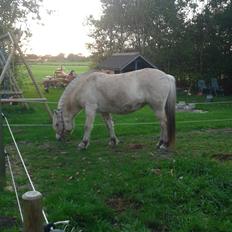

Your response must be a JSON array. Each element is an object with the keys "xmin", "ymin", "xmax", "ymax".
[{"xmin": 53, "ymin": 68, "xmax": 176, "ymax": 150}]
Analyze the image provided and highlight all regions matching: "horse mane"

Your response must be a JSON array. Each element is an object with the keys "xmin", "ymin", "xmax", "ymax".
[{"xmin": 58, "ymin": 70, "xmax": 96, "ymax": 109}]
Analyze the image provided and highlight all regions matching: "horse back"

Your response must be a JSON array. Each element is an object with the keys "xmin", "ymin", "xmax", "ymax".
[{"xmin": 76, "ymin": 69, "xmax": 171, "ymax": 113}]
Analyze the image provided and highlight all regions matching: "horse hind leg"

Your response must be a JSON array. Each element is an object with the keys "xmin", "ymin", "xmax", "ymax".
[
  {"xmin": 101, "ymin": 112, "xmax": 119, "ymax": 146},
  {"xmin": 155, "ymin": 109, "xmax": 168, "ymax": 150}
]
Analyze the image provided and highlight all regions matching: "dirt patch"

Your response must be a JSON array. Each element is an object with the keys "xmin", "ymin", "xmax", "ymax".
[
  {"xmin": 0, "ymin": 216, "xmax": 17, "ymax": 229},
  {"xmin": 147, "ymin": 222, "xmax": 168, "ymax": 232},
  {"xmin": 106, "ymin": 194, "xmax": 142, "ymax": 213},
  {"xmin": 212, "ymin": 153, "xmax": 232, "ymax": 162},
  {"xmin": 128, "ymin": 143, "xmax": 144, "ymax": 150}
]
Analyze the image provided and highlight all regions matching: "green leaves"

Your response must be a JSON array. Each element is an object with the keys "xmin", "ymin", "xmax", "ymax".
[
  {"xmin": 0, "ymin": 0, "xmax": 43, "ymax": 37},
  {"xmin": 88, "ymin": 0, "xmax": 232, "ymax": 87}
]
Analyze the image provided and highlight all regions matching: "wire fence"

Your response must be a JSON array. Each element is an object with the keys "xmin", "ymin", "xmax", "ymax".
[
  {"xmin": 3, "ymin": 113, "xmax": 49, "ymax": 223},
  {"xmin": 2, "ymin": 99, "xmax": 231, "ymax": 105},
  {"xmin": 2, "ymin": 112, "xmax": 74, "ymax": 231},
  {"xmin": 1, "ymin": 117, "xmax": 232, "ymax": 128},
  {"xmin": 1, "ymin": 98, "xmax": 232, "ymax": 231},
  {"xmin": 42, "ymin": 100, "xmax": 232, "ymax": 106},
  {"xmin": 2, "ymin": 98, "xmax": 231, "ymax": 126}
]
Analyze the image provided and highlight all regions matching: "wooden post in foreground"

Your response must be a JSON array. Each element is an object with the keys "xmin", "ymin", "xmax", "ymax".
[
  {"xmin": 0, "ymin": 103, "xmax": 5, "ymax": 191},
  {"xmin": 22, "ymin": 191, "xmax": 43, "ymax": 232}
]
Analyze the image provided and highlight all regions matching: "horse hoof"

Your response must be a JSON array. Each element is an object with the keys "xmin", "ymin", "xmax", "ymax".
[
  {"xmin": 156, "ymin": 140, "xmax": 163, "ymax": 149},
  {"xmin": 78, "ymin": 145, "xmax": 86, "ymax": 150},
  {"xmin": 108, "ymin": 137, "xmax": 119, "ymax": 146},
  {"xmin": 159, "ymin": 144, "xmax": 168, "ymax": 151},
  {"xmin": 78, "ymin": 140, "xmax": 89, "ymax": 150}
]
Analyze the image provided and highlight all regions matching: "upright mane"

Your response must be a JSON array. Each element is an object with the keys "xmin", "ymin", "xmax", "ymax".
[{"xmin": 58, "ymin": 70, "xmax": 95, "ymax": 109}]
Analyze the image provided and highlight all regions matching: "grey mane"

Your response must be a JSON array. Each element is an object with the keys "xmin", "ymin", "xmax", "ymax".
[{"xmin": 58, "ymin": 70, "xmax": 96, "ymax": 109}]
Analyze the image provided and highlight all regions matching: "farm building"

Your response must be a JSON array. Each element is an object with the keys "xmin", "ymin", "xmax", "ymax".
[{"xmin": 97, "ymin": 52, "xmax": 157, "ymax": 74}]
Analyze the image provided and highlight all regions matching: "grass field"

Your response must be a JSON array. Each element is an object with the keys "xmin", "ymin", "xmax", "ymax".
[{"xmin": 1, "ymin": 63, "xmax": 232, "ymax": 232}]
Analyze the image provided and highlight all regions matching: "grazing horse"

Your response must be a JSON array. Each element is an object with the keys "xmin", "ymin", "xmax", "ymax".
[{"xmin": 53, "ymin": 68, "xmax": 176, "ymax": 150}]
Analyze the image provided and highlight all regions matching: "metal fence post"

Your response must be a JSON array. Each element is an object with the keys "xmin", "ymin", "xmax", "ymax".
[
  {"xmin": 22, "ymin": 191, "xmax": 43, "ymax": 232},
  {"xmin": 0, "ymin": 103, "xmax": 6, "ymax": 190}
]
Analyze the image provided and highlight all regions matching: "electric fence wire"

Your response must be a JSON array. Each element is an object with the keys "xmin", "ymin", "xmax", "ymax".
[
  {"xmin": 6, "ymin": 153, "xmax": 24, "ymax": 223},
  {"xmin": 1, "ymin": 98, "xmax": 232, "ymax": 231},
  {"xmin": 2, "ymin": 112, "xmax": 49, "ymax": 224},
  {"xmin": 46, "ymin": 100, "xmax": 232, "ymax": 105},
  {"xmin": 1, "ymin": 117, "xmax": 232, "ymax": 128},
  {"xmin": 9, "ymin": 100, "xmax": 232, "ymax": 106}
]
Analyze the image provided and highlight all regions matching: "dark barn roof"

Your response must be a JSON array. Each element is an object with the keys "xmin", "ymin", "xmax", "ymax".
[{"xmin": 98, "ymin": 52, "xmax": 156, "ymax": 73}]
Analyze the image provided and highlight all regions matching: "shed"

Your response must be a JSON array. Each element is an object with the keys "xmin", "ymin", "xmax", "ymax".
[{"xmin": 98, "ymin": 52, "xmax": 156, "ymax": 74}]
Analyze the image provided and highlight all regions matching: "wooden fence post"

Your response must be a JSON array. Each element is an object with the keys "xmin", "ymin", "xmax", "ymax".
[
  {"xmin": 0, "ymin": 103, "xmax": 6, "ymax": 191},
  {"xmin": 22, "ymin": 191, "xmax": 43, "ymax": 232}
]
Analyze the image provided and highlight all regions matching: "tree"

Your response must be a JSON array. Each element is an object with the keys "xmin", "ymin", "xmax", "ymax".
[
  {"xmin": 87, "ymin": 0, "xmax": 192, "ymax": 70},
  {"xmin": 55, "ymin": 53, "xmax": 65, "ymax": 62},
  {"xmin": 0, "ymin": 0, "xmax": 44, "ymax": 36},
  {"xmin": 87, "ymin": 0, "xmax": 232, "ymax": 90},
  {"xmin": 66, "ymin": 53, "xmax": 86, "ymax": 62}
]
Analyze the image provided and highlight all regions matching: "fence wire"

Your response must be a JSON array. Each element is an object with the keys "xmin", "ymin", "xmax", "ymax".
[
  {"xmin": 1, "ymin": 117, "xmax": 232, "ymax": 128},
  {"xmin": 6, "ymin": 153, "xmax": 24, "ymax": 223},
  {"xmin": 2, "ymin": 112, "xmax": 49, "ymax": 224}
]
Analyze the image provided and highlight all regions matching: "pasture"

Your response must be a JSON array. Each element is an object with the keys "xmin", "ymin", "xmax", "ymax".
[{"xmin": 1, "ymin": 63, "xmax": 232, "ymax": 232}]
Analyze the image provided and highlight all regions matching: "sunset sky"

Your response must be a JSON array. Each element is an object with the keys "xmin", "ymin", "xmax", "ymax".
[{"xmin": 24, "ymin": 0, "xmax": 102, "ymax": 56}]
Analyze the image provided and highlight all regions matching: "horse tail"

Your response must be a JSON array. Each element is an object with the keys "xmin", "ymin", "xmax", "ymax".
[{"xmin": 165, "ymin": 75, "xmax": 176, "ymax": 148}]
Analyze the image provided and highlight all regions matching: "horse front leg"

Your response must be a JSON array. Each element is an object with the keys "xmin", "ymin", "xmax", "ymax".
[
  {"xmin": 78, "ymin": 108, "xmax": 96, "ymax": 150},
  {"xmin": 101, "ymin": 112, "xmax": 119, "ymax": 146}
]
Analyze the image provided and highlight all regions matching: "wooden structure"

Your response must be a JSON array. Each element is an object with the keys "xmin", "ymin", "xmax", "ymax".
[
  {"xmin": 0, "ymin": 33, "xmax": 25, "ymax": 104},
  {"xmin": 0, "ymin": 98, "xmax": 47, "ymax": 103},
  {"xmin": 42, "ymin": 67, "xmax": 76, "ymax": 91},
  {"xmin": 0, "ymin": 105, "xmax": 5, "ymax": 191},
  {"xmin": 97, "ymin": 52, "xmax": 157, "ymax": 74},
  {"xmin": 0, "ymin": 32, "xmax": 52, "ymax": 119}
]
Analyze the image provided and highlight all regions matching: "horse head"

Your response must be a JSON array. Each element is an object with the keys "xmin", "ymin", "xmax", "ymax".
[{"xmin": 53, "ymin": 109, "xmax": 73, "ymax": 140}]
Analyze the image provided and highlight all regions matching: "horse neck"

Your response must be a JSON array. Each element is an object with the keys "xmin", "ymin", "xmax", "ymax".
[
  {"xmin": 60, "ymin": 100, "xmax": 79, "ymax": 121},
  {"xmin": 58, "ymin": 73, "xmax": 88, "ymax": 120}
]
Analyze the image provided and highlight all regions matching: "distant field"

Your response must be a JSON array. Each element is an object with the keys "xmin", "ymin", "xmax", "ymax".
[
  {"xmin": 25, "ymin": 62, "xmax": 90, "ymax": 81},
  {"xmin": 1, "ymin": 64, "xmax": 232, "ymax": 232},
  {"xmin": 15, "ymin": 62, "xmax": 90, "ymax": 102}
]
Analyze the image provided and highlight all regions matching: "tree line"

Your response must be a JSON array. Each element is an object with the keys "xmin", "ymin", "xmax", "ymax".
[
  {"xmin": 25, "ymin": 53, "xmax": 89, "ymax": 63},
  {"xmin": 87, "ymin": 0, "xmax": 232, "ymax": 89},
  {"xmin": 1, "ymin": 0, "xmax": 231, "ymax": 91}
]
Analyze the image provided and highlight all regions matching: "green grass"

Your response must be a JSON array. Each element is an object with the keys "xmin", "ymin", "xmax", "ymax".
[
  {"xmin": 28, "ymin": 63, "xmax": 90, "ymax": 80},
  {"xmin": 0, "ymin": 63, "xmax": 232, "ymax": 232}
]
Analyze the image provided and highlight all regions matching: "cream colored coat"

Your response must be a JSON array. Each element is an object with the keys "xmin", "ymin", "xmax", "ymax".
[{"xmin": 53, "ymin": 68, "xmax": 176, "ymax": 150}]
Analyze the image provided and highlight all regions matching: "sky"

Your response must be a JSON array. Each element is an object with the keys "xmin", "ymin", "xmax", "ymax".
[{"xmin": 24, "ymin": 0, "xmax": 102, "ymax": 56}]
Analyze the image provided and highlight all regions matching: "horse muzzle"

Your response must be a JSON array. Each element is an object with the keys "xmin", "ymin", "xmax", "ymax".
[
  {"xmin": 56, "ymin": 133, "xmax": 63, "ymax": 141},
  {"xmin": 56, "ymin": 130, "xmax": 71, "ymax": 141}
]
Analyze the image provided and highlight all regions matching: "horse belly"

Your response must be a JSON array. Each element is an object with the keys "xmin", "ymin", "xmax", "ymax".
[
  {"xmin": 96, "ymin": 78, "xmax": 147, "ymax": 114},
  {"xmin": 118, "ymin": 102, "xmax": 146, "ymax": 114},
  {"xmin": 98, "ymin": 97, "xmax": 146, "ymax": 114}
]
